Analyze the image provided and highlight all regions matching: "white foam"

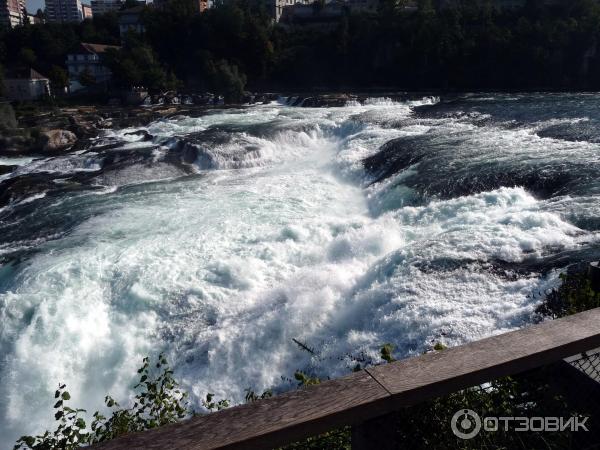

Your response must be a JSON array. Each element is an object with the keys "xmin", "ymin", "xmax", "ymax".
[{"xmin": 0, "ymin": 156, "xmax": 38, "ymax": 166}]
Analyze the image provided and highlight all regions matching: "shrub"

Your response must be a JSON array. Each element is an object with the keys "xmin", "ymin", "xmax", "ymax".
[
  {"xmin": 14, "ymin": 384, "xmax": 88, "ymax": 450},
  {"xmin": 201, "ymin": 393, "xmax": 229, "ymax": 412},
  {"xmin": 14, "ymin": 353, "xmax": 189, "ymax": 449},
  {"xmin": 537, "ymin": 270, "xmax": 600, "ymax": 319}
]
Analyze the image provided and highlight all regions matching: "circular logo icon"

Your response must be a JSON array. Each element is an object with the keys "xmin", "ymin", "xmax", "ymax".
[{"xmin": 451, "ymin": 409, "xmax": 481, "ymax": 440}]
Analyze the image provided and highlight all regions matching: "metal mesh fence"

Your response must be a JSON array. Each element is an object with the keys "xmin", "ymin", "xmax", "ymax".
[
  {"xmin": 358, "ymin": 348, "xmax": 600, "ymax": 450},
  {"xmin": 287, "ymin": 347, "xmax": 600, "ymax": 450},
  {"xmin": 568, "ymin": 347, "xmax": 600, "ymax": 383}
]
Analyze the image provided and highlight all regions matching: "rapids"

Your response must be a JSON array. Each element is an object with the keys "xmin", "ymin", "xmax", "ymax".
[{"xmin": 1, "ymin": 93, "xmax": 599, "ymax": 446}]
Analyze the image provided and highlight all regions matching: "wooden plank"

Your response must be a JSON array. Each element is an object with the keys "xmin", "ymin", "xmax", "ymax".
[
  {"xmin": 93, "ymin": 369, "xmax": 391, "ymax": 450},
  {"xmin": 93, "ymin": 308, "xmax": 600, "ymax": 450},
  {"xmin": 366, "ymin": 307, "xmax": 600, "ymax": 406}
]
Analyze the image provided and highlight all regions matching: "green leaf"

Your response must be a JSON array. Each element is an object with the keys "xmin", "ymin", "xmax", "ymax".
[
  {"xmin": 23, "ymin": 436, "xmax": 36, "ymax": 446},
  {"xmin": 380, "ymin": 343, "xmax": 396, "ymax": 363},
  {"xmin": 61, "ymin": 391, "xmax": 71, "ymax": 401}
]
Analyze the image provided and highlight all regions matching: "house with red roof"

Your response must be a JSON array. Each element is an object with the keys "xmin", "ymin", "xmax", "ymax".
[
  {"xmin": 66, "ymin": 42, "xmax": 120, "ymax": 92},
  {"xmin": 3, "ymin": 67, "xmax": 51, "ymax": 101}
]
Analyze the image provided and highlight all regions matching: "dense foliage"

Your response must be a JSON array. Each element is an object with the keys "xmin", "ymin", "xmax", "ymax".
[
  {"xmin": 4, "ymin": 0, "xmax": 600, "ymax": 99},
  {"xmin": 102, "ymin": 36, "xmax": 181, "ymax": 92},
  {"xmin": 537, "ymin": 270, "xmax": 600, "ymax": 318},
  {"xmin": 0, "ymin": 14, "xmax": 118, "ymax": 86},
  {"xmin": 382, "ymin": 367, "xmax": 585, "ymax": 450}
]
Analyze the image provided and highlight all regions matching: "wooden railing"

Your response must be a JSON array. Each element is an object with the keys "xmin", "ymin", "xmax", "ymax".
[{"xmin": 94, "ymin": 307, "xmax": 600, "ymax": 450}]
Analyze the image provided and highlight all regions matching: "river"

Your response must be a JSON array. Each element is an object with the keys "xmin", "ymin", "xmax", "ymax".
[{"xmin": 1, "ymin": 93, "xmax": 599, "ymax": 445}]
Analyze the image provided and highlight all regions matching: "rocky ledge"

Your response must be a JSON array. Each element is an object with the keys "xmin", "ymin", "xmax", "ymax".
[{"xmin": 0, "ymin": 103, "xmax": 218, "ymax": 157}]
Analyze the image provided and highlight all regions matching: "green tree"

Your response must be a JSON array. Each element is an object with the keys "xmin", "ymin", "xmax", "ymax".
[
  {"xmin": 78, "ymin": 67, "xmax": 96, "ymax": 87},
  {"xmin": 47, "ymin": 65, "xmax": 69, "ymax": 92},
  {"xmin": 19, "ymin": 47, "xmax": 36, "ymax": 66},
  {"xmin": 211, "ymin": 59, "xmax": 247, "ymax": 103},
  {"xmin": 0, "ymin": 64, "xmax": 5, "ymax": 97},
  {"xmin": 103, "ymin": 42, "xmax": 180, "ymax": 92}
]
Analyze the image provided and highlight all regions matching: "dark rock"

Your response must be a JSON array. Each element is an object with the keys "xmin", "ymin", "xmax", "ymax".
[
  {"xmin": 0, "ymin": 103, "xmax": 17, "ymax": 129},
  {"xmin": 67, "ymin": 115, "xmax": 98, "ymax": 138},
  {"xmin": 0, "ymin": 165, "xmax": 17, "ymax": 176},
  {"xmin": 181, "ymin": 143, "xmax": 198, "ymax": 164},
  {"xmin": 0, "ymin": 132, "xmax": 39, "ymax": 155},
  {"xmin": 124, "ymin": 130, "xmax": 154, "ymax": 141},
  {"xmin": 0, "ymin": 173, "xmax": 56, "ymax": 207},
  {"xmin": 283, "ymin": 93, "xmax": 352, "ymax": 108}
]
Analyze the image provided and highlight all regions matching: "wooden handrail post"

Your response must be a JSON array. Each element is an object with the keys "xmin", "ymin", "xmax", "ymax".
[
  {"xmin": 351, "ymin": 413, "xmax": 398, "ymax": 450},
  {"xmin": 589, "ymin": 261, "xmax": 600, "ymax": 292}
]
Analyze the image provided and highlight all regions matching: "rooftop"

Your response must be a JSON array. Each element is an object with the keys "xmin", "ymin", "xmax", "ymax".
[
  {"xmin": 119, "ymin": 5, "xmax": 146, "ymax": 14},
  {"xmin": 4, "ymin": 67, "xmax": 48, "ymax": 80},
  {"xmin": 76, "ymin": 42, "xmax": 121, "ymax": 54}
]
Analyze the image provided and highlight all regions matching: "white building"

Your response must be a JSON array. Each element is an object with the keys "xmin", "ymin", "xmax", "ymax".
[
  {"xmin": 118, "ymin": 5, "xmax": 145, "ymax": 41},
  {"xmin": 27, "ymin": 12, "xmax": 45, "ymax": 23},
  {"xmin": 82, "ymin": 3, "xmax": 93, "ymax": 18},
  {"xmin": 267, "ymin": 0, "xmax": 310, "ymax": 22},
  {"xmin": 279, "ymin": 0, "xmax": 378, "ymax": 23},
  {"xmin": 3, "ymin": 68, "xmax": 51, "ymax": 101},
  {"xmin": 0, "ymin": 0, "xmax": 26, "ymax": 28},
  {"xmin": 66, "ymin": 42, "xmax": 120, "ymax": 92},
  {"xmin": 90, "ymin": 0, "xmax": 121, "ymax": 16},
  {"xmin": 45, "ymin": 0, "xmax": 84, "ymax": 22}
]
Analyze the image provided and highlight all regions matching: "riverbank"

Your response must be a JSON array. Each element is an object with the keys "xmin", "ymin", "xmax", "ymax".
[
  {"xmin": 0, "ymin": 103, "xmax": 219, "ymax": 157},
  {"xmin": 0, "ymin": 92, "xmax": 390, "ymax": 156}
]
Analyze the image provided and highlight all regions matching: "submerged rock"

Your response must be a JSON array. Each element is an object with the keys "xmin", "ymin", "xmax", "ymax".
[
  {"xmin": 0, "ymin": 173, "xmax": 56, "ymax": 207},
  {"xmin": 0, "ymin": 165, "xmax": 17, "ymax": 176},
  {"xmin": 124, "ymin": 129, "xmax": 154, "ymax": 141},
  {"xmin": 182, "ymin": 144, "xmax": 198, "ymax": 164},
  {"xmin": 282, "ymin": 93, "xmax": 354, "ymax": 108}
]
